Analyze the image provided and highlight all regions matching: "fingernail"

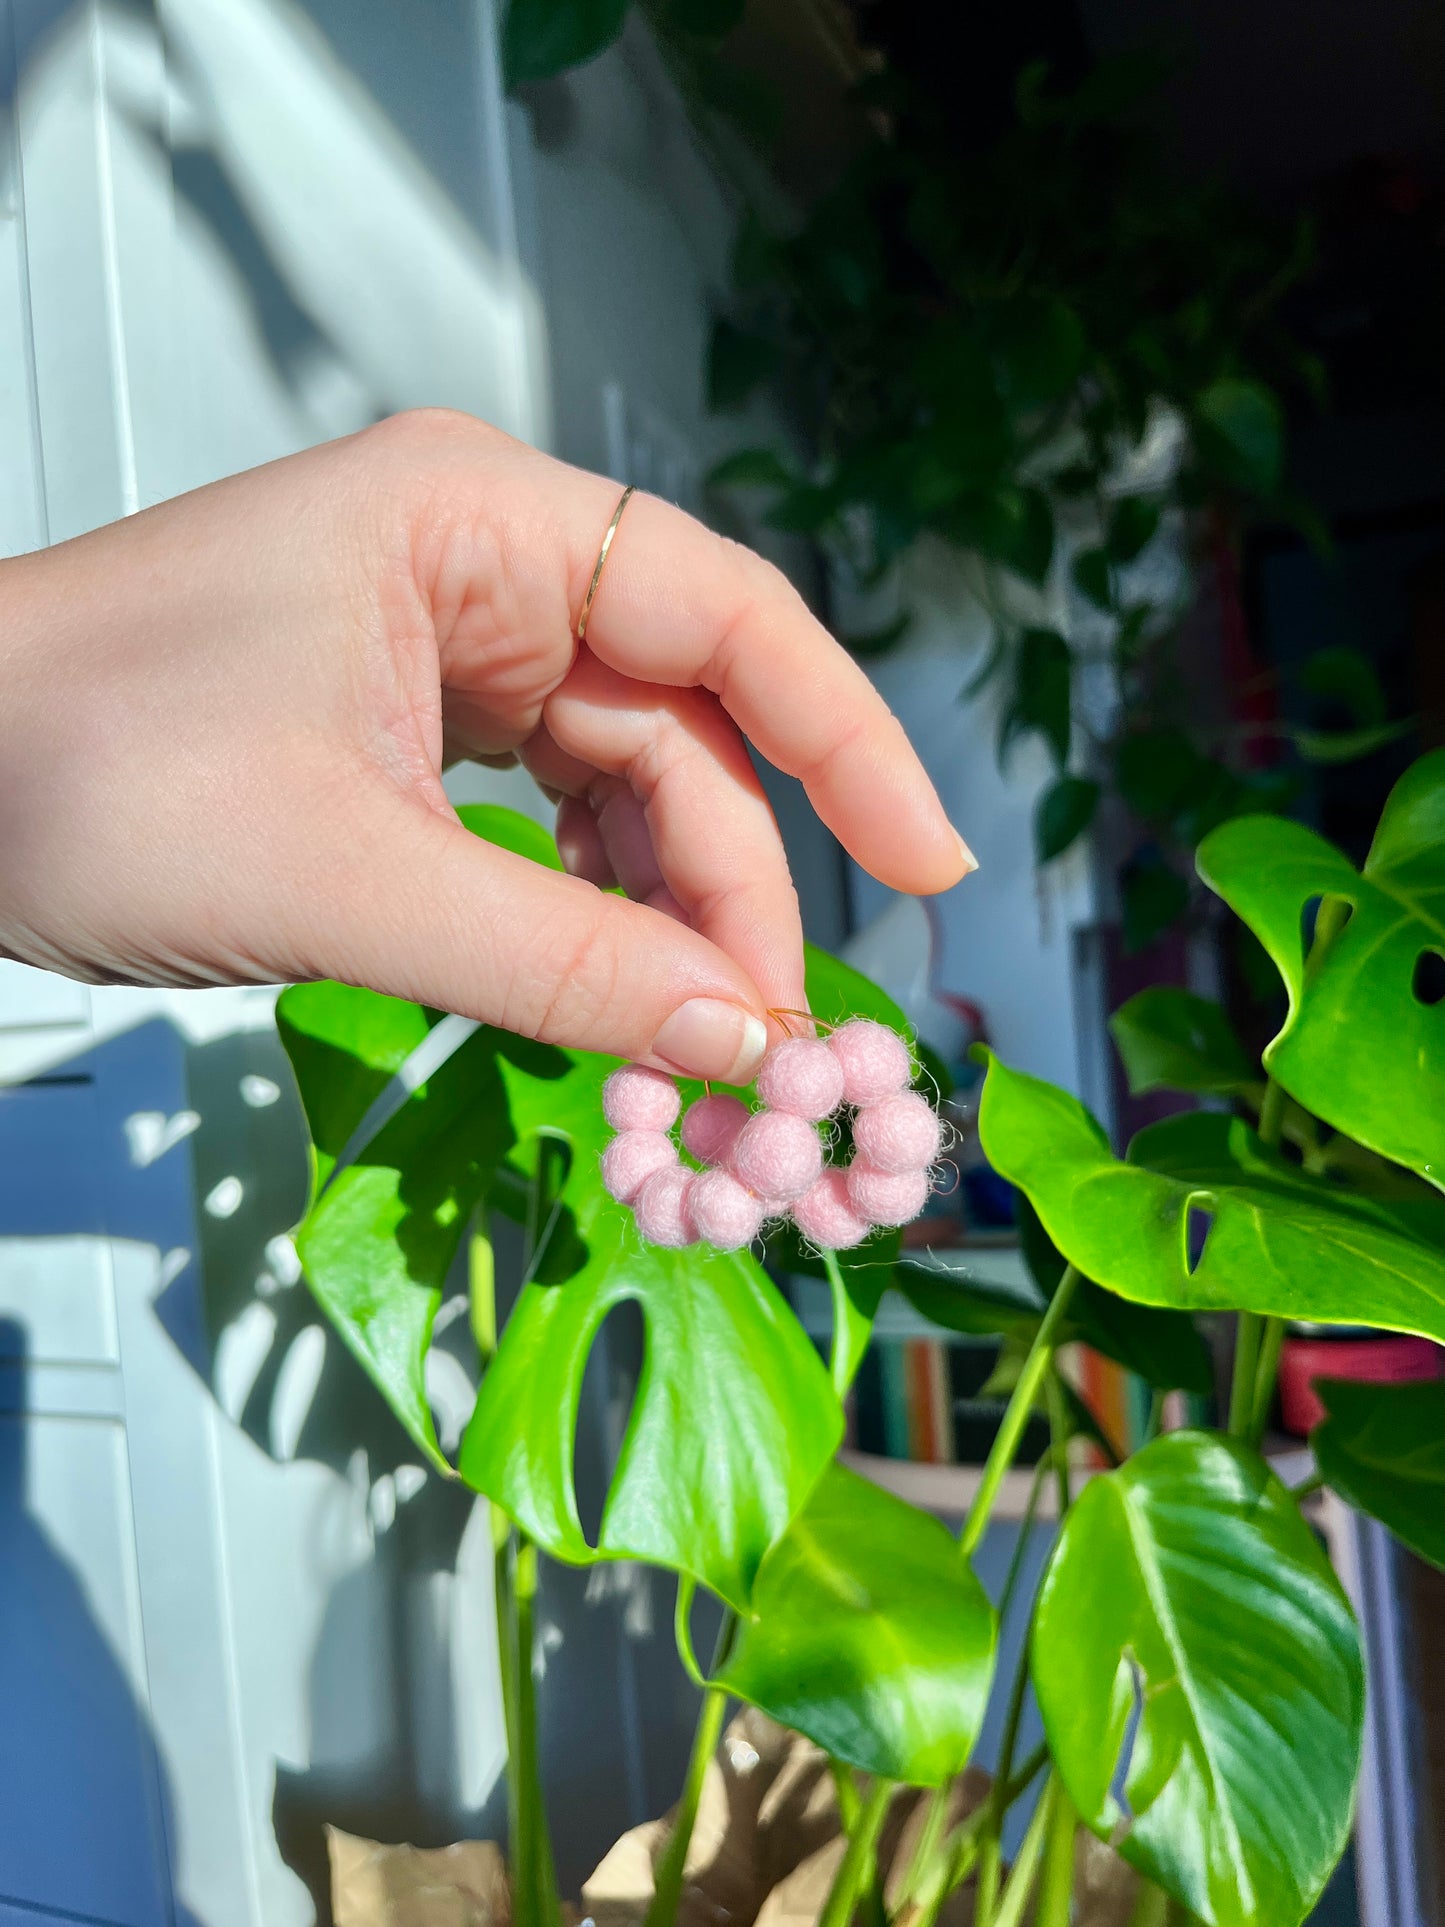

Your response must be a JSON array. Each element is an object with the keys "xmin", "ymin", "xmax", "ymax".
[
  {"xmin": 958, "ymin": 833, "xmax": 979, "ymax": 875},
  {"xmin": 651, "ymin": 1000, "xmax": 769, "ymax": 1084}
]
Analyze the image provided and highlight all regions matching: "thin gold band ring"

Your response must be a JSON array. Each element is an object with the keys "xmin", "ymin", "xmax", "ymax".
[{"xmin": 576, "ymin": 484, "xmax": 636, "ymax": 643}]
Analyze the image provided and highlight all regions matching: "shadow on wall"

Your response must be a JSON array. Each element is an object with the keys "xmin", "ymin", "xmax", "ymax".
[{"xmin": 0, "ymin": 1315, "xmax": 203, "ymax": 1926}]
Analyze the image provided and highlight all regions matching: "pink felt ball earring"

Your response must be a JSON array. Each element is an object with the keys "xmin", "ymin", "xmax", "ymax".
[{"xmin": 599, "ymin": 1009, "xmax": 942, "ymax": 1254}]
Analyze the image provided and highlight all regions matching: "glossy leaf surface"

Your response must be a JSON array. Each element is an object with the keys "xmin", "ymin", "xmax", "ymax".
[
  {"xmin": 1109, "ymin": 987, "xmax": 1256, "ymax": 1098},
  {"xmin": 716, "ymin": 1463, "xmax": 996, "ymax": 1786},
  {"xmin": 1312, "ymin": 1376, "xmax": 1445, "ymax": 1572},
  {"xmin": 278, "ymin": 984, "xmax": 502, "ymax": 1471},
  {"xmin": 1033, "ymin": 1431, "xmax": 1363, "ymax": 1927},
  {"xmin": 1036, "ymin": 774, "xmax": 1100, "ymax": 863},
  {"xmin": 461, "ymin": 1055, "xmax": 842, "ymax": 1606},
  {"xmin": 1198, "ymin": 751, "xmax": 1445, "ymax": 1187},
  {"xmin": 978, "ymin": 1055, "xmax": 1445, "ymax": 1340}
]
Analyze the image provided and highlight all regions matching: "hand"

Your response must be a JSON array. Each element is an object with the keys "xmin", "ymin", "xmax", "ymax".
[{"xmin": 0, "ymin": 411, "xmax": 969, "ymax": 1082}]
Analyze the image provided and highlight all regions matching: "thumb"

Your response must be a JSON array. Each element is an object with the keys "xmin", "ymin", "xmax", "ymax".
[{"xmin": 297, "ymin": 799, "xmax": 773, "ymax": 1083}]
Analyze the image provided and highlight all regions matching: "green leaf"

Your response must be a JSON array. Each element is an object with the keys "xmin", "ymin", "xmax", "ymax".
[
  {"xmin": 1017, "ymin": 1195, "xmax": 1213, "ymax": 1394},
  {"xmin": 1194, "ymin": 377, "xmax": 1284, "ymax": 497},
  {"xmin": 1197, "ymin": 751, "xmax": 1445, "ymax": 1187},
  {"xmin": 977, "ymin": 1055, "xmax": 1445, "ymax": 1343},
  {"xmin": 994, "ymin": 296, "xmax": 1088, "ymax": 410},
  {"xmin": 455, "ymin": 802, "xmax": 564, "ymax": 870},
  {"xmin": 1115, "ymin": 729, "xmax": 1205, "ymax": 824},
  {"xmin": 1121, "ymin": 853, "xmax": 1190, "ymax": 953},
  {"xmin": 1033, "ymin": 1431, "xmax": 1363, "ymax": 1927},
  {"xmin": 708, "ymin": 319, "xmax": 783, "ymax": 410},
  {"xmin": 803, "ymin": 941, "xmax": 909, "ymax": 1034},
  {"xmin": 1072, "ymin": 547, "xmax": 1114, "ymax": 612},
  {"xmin": 715, "ymin": 1463, "xmax": 997, "ymax": 1785},
  {"xmin": 1109, "ymin": 987, "xmax": 1256, "ymax": 1097},
  {"xmin": 460, "ymin": 1045, "xmax": 841, "ymax": 1608},
  {"xmin": 706, "ymin": 447, "xmax": 794, "ymax": 491},
  {"xmin": 1000, "ymin": 628, "xmax": 1071, "ymax": 769},
  {"xmin": 1287, "ymin": 718, "xmax": 1415, "ymax": 765},
  {"xmin": 842, "ymin": 611, "xmax": 912, "ymax": 658},
  {"xmin": 278, "ymin": 980, "xmax": 437, "ymax": 1195},
  {"xmin": 952, "ymin": 487, "xmax": 1054, "ymax": 586},
  {"xmin": 502, "ymin": 0, "xmax": 628, "ymax": 86},
  {"xmin": 1312, "ymin": 1376, "xmax": 1445, "ymax": 1573},
  {"xmin": 278, "ymin": 1005, "xmax": 522, "ymax": 1474},
  {"xmin": 1106, "ymin": 496, "xmax": 1161, "ymax": 564},
  {"xmin": 1299, "ymin": 644, "xmax": 1386, "ymax": 729},
  {"xmin": 1036, "ymin": 775, "xmax": 1099, "ymax": 863}
]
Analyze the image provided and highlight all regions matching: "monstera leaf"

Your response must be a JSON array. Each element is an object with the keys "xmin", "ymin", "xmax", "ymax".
[
  {"xmin": 460, "ymin": 1040, "xmax": 841, "ymax": 1607},
  {"xmin": 977, "ymin": 1054, "xmax": 1445, "ymax": 1340},
  {"xmin": 1198, "ymin": 750, "xmax": 1445, "ymax": 1187},
  {"xmin": 1312, "ymin": 1376, "xmax": 1445, "ymax": 1572},
  {"xmin": 278, "ymin": 984, "xmax": 514, "ymax": 1471},
  {"xmin": 1033, "ymin": 1431, "xmax": 1364, "ymax": 1927},
  {"xmin": 714, "ymin": 1463, "xmax": 996, "ymax": 1785}
]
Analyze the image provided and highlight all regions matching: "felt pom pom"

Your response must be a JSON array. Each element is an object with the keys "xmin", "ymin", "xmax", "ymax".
[
  {"xmin": 690, "ymin": 1168, "xmax": 767, "ymax": 1251},
  {"xmin": 846, "ymin": 1159, "xmax": 931, "ymax": 1227},
  {"xmin": 853, "ymin": 1091, "xmax": 942, "ymax": 1175},
  {"xmin": 603, "ymin": 1064, "xmax": 681, "ymax": 1133},
  {"xmin": 634, "ymin": 1165, "xmax": 698, "ymax": 1247},
  {"xmin": 681, "ymin": 1092, "xmax": 749, "ymax": 1166},
  {"xmin": 732, "ymin": 1110, "xmax": 823, "ymax": 1203},
  {"xmin": 601, "ymin": 1130, "xmax": 678, "ymax": 1204},
  {"xmin": 791, "ymin": 1169, "xmax": 872, "ymax": 1251},
  {"xmin": 827, "ymin": 1020, "xmax": 913, "ymax": 1106},
  {"xmin": 756, "ymin": 1037, "xmax": 846, "ymax": 1122}
]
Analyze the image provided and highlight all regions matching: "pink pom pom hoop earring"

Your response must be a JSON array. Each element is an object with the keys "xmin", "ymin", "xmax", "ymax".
[{"xmin": 601, "ymin": 1007, "xmax": 942, "ymax": 1253}]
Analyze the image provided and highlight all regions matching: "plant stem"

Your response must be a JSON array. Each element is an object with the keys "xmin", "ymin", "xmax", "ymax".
[
  {"xmin": 644, "ymin": 1686, "xmax": 728, "ymax": 1927},
  {"xmin": 1256, "ymin": 1075, "xmax": 1288, "ymax": 1151},
  {"xmin": 1226, "ymin": 1311, "xmax": 1262, "ymax": 1438},
  {"xmin": 1035, "ymin": 1780, "xmax": 1077, "ymax": 1927},
  {"xmin": 990, "ymin": 1776, "xmax": 1055, "ymax": 1927},
  {"xmin": 1044, "ymin": 1366, "xmax": 1073, "ymax": 1518},
  {"xmin": 818, "ymin": 1778, "xmax": 895, "ymax": 1927},
  {"xmin": 1144, "ymin": 1385, "xmax": 1166, "ymax": 1444},
  {"xmin": 513, "ymin": 1539, "xmax": 561, "ymax": 1924},
  {"xmin": 1293, "ymin": 1468, "xmax": 1325, "ymax": 1500},
  {"xmin": 960, "ymin": 1267, "xmax": 1082, "ymax": 1561},
  {"xmin": 1248, "ymin": 1314, "xmax": 1286, "ymax": 1445},
  {"xmin": 830, "ymin": 1758, "xmax": 863, "ymax": 1833}
]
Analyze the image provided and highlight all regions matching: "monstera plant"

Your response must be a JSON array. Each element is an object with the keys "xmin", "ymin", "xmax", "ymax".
[{"xmin": 277, "ymin": 752, "xmax": 1445, "ymax": 1927}]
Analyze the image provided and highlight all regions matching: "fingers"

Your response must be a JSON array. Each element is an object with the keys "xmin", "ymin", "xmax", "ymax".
[
  {"xmin": 307, "ymin": 790, "xmax": 773, "ymax": 1082},
  {"xmin": 526, "ymin": 653, "xmax": 808, "ymax": 1014},
  {"xmin": 398, "ymin": 416, "xmax": 970, "ymax": 896}
]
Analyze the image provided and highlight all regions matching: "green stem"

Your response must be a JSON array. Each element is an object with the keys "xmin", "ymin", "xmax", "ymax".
[
  {"xmin": 1227, "ymin": 1311, "xmax": 1262, "ymax": 1438},
  {"xmin": 1248, "ymin": 1314, "xmax": 1286, "ymax": 1446},
  {"xmin": 961, "ymin": 1267, "xmax": 1082, "ymax": 1561},
  {"xmin": 818, "ymin": 1778, "xmax": 895, "ymax": 1927},
  {"xmin": 644, "ymin": 1687, "xmax": 728, "ymax": 1927},
  {"xmin": 830, "ymin": 1757, "xmax": 863, "ymax": 1833},
  {"xmin": 1044, "ymin": 1367, "xmax": 1073, "ymax": 1519},
  {"xmin": 1256, "ymin": 1076, "xmax": 1288, "ymax": 1151},
  {"xmin": 991, "ymin": 1777, "xmax": 1055, "ymax": 1927},
  {"xmin": 1004, "ymin": 1740, "xmax": 1050, "ymax": 1802},
  {"xmin": 1035, "ymin": 1781, "xmax": 1077, "ymax": 1927},
  {"xmin": 512, "ymin": 1539, "xmax": 561, "ymax": 1925},
  {"xmin": 1294, "ymin": 1468, "xmax": 1325, "ymax": 1500},
  {"xmin": 1144, "ymin": 1385, "xmax": 1166, "ymax": 1444}
]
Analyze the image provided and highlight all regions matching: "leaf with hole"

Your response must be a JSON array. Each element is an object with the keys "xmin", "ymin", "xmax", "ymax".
[
  {"xmin": 1036, "ymin": 775, "xmax": 1100, "ymax": 863},
  {"xmin": 714, "ymin": 1463, "xmax": 997, "ymax": 1785},
  {"xmin": 502, "ymin": 0, "xmax": 629, "ymax": 86},
  {"xmin": 1198, "ymin": 750, "xmax": 1445, "ymax": 1188},
  {"xmin": 459, "ymin": 1040, "xmax": 843, "ymax": 1608},
  {"xmin": 1109, "ymin": 988, "xmax": 1257, "ymax": 1098},
  {"xmin": 1033, "ymin": 1431, "xmax": 1363, "ymax": 1927},
  {"xmin": 977, "ymin": 1054, "xmax": 1445, "ymax": 1342},
  {"xmin": 1311, "ymin": 1376, "xmax": 1445, "ymax": 1573}
]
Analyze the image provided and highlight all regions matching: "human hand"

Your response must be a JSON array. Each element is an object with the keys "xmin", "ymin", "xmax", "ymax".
[{"xmin": 0, "ymin": 411, "xmax": 969, "ymax": 1083}]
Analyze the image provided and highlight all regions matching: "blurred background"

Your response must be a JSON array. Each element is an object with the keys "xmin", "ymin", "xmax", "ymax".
[{"xmin": 0, "ymin": 0, "xmax": 1443, "ymax": 1921}]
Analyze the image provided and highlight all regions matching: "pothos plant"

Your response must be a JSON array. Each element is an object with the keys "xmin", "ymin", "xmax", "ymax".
[{"xmin": 276, "ymin": 751, "xmax": 1445, "ymax": 1927}]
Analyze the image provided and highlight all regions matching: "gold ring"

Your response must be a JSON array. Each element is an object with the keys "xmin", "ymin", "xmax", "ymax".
[{"xmin": 576, "ymin": 484, "xmax": 635, "ymax": 643}]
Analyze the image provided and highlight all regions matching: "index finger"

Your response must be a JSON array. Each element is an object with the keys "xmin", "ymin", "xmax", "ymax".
[{"xmin": 566, "ymin": 486, "xmax": 973, "ymax": 897}]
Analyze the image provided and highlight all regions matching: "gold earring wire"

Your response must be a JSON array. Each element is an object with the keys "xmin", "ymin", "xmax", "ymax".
[{"xmin": 576, "ymin": 485, "xmax": 636, "ymax": 643}]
